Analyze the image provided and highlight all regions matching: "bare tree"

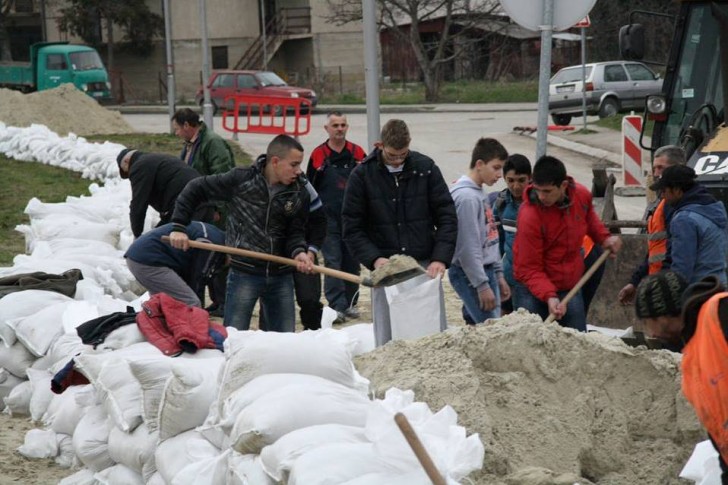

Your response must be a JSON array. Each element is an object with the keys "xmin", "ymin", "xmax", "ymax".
[
  {"xmin": 326, "ymin": 0, "xmax": 501, "ymax": 101},
  {"xmin": 0, "ymin": 1, "xmax": 16, "ymax": 61}
]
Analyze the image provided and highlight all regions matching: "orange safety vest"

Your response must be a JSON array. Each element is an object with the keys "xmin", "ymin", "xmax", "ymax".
[
  {"xmin": 682, "ymin": 292, "xmax": 728, "ymax": 464},
  {"xmin": 582, "ymin": 235, "xmax": 594, "ymax": 259},
  {"xmin": 647, "ymin": 199, "xmax": 668, "ymax": 274}
]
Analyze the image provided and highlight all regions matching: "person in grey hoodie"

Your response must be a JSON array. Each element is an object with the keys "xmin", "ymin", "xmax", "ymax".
[
  {"xmin": 449, "ymin": 138, "xmax": 510, "ymax": 323},
  {"xmin": 650, "ymin": 164, "xmax": 728, "ymax": 285}
]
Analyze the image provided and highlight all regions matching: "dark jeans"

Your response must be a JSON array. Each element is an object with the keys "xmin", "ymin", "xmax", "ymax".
[
  {"xmin": 224, "ymin": 268, "xmax": 294, "ymax": 332},
  {"xmin": 293, "ymin": 254, "xmax": 323, "ymax": 330},
  {"xmin": 449, "ymin": 264, "xmax": 500, "ymax": 324},
  {"xmin": 322, "ymin": 217, "xmax": 360, "ymax": 312},
  {"xmin": 514, "ymin": 283, "xmax": 587, "ymax": 332}
]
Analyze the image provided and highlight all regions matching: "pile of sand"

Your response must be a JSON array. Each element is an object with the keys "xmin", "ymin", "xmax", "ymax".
[
  {"xmin": 0, "ymin": 84, "xmax": 133, "ymax": 136},
  {"xmin": 355, "ymin": 311, "xmax": 704, "ymax": 485}
]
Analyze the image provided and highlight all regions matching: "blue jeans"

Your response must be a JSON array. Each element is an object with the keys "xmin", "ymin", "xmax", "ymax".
[
  {"xmin": 322, "ymin": 217, "xmax": 360, "ymax": 312},
  {"xmin": 514, "ymin": 283, "xmax": 586, "ymax": 332},
  {"xmin": 224, "ymin": 268, "xmax": 295, "ymax": 332},
  {"xmin": 448, "ymin": 264, "xmax": 500, "ymax": 324}
]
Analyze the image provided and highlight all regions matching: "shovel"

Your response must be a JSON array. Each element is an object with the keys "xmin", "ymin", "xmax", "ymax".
[
  {"xmin": 544, "ymin": 248, "xmax": 611, "ymax": 324},
  {"xmin": 161, "ymin": 236, "xmax": 425, "ymax": 288},
  {"xmin": 394, "ymin": 412, "xmax": 447, "ymax": 485}
]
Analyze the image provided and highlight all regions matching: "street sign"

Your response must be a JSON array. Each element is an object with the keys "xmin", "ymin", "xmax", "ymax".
[
  {"xmin": 499, "ymin": 0, "xmax": 597, "ymax": 32},
  {"xmin": 574, "ymin": 15, "xmax": 591, "ymax": 28}
]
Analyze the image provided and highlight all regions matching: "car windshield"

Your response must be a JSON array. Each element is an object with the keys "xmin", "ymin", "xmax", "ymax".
[
  {"xmin": 69, "ymin": 51, "xmax": 105, "ymax": 71},
  {"xmin": 257, "ymin": 72, "xmax": 287, "ymax": 87},
  {"xmin": 551, "ymin": 66, "xmax": 593, "ymax": 84}
]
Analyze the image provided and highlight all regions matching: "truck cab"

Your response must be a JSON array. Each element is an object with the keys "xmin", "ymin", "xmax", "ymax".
[{"xmin": 33, "ymin": 43, "xmax": 111, "ymax": 100}]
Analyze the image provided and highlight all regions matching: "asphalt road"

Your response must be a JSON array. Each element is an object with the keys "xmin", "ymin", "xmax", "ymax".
[{"xmin": 123, "ymin": 110, "xmax": 646, "ymax": 222}]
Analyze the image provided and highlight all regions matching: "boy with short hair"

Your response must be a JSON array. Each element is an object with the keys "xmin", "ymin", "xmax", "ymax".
[
  {"xmin": 449, "ymin": 138, "xmax": 510, "ymax": 323},
  {"xmin": 492, "ymin": 154, "xmax": 532, "ymax": 314}
]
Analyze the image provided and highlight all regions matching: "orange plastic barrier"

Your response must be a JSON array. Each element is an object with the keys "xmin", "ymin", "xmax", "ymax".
[{"xmin": 221, "ymin": 95, "xmax": 312, "ymax": 137}]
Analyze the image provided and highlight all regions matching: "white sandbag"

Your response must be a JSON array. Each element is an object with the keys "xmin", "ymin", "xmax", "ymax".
[
  {"xmin": 0, "ymin": 368, "xmax": 24, "ymax": 402},
  {"xmin": 171, "ymin": 449, "xmax": 230, "ymax": 485},
  {"xmin": 17, "ymin": 428, "xmax": 58, "ymax": 458},
  {"xmin": 0, "ymin": 290, "xmax": 73, "ymax": 347},
  {"xmin": 218, "ymin": 330, "xmax": 367, "ymax": 410},
  {"xmin": 43, "ymin": 333, "xmax": 86, "ymax": 370},
  {"xmin": 680, "ymin": 439, "xmax": 722, "ymax": 484},
  {"xmin": 155, "ymin": 430, "xmax": 221, "ymax": 484},
  {"xmin": 4, "ymin": 379, "xmax": 31, "ymax": 415},
  {"xmin": 60, "ymin": 300, "xmax": 99, "ymax": 333},
  {"xmin": 0, "ymin": 341, "xmax": 37, "ymax": 378},
  {"xmin": 158, "ymin": 356, "xmax": 224, "ymax": 440},
  {"xmin": 13, "ymin": 301, "xmax": 73, "ymax": 357},
  {"xmin": 260, "ymin": 424, "xmax": 367, "ymax": 481},
  {"xmin": 287, "ymin": 443, "xmax": 396, "ymax": 485},
  {"xmin": 27, "ymin": 368, "xmax": 54, "ymax": 421},
  {"xmin": 58, "ymin": 468, "xmax": 95, "ymax": 485},
  {"xmin": 338, "ymin": 323, "xmax": 376, "ymax": 355},
  {"xmin": 342, "ymin": 470, "xmax": 436, "ymax": 485},
  {"xmin": 97, "ymin": 324, "xmax": 146, "ymax": 351},
  {"xmin": 228, "ymin": 452, "xmax": 275, "ymax": 485},
  {"xmin": 43, "ymin": 384, "xmax": 88, "ymax": 435},
  {"xmin": 147, "ymin": 472, "xmax": 165, "ymax": 485},
  {"xmin": 108, "ymin": 423, "xmax": 157, "ymax": 474},
  {"xmin": 128, "ymin": 356, "xmax": 178, "ymax": 431},
  {"xmin": 230, "ymin": 381, "xmax": 373, "ymax": 454},
  {"xmin": 56, "ymin": 433, "xmax": 78, "ymax": 468},
  {"xmin": 386, "ymin": 274, "xmax": 444, "ymax": 341},
  {"xmin": 75, "ymin": 342, "xmax": 161, "ymax": 382},
  {"xmin": 72, "ymin": 404, "xmax": 114, "ymax": 472},
  {"xmin": 94, "ymin": 464, "xmax": 144, "ymax": 485},
  {"xmin": 27, "ymin": 216, "xmax": 120, "ymax": 248}
]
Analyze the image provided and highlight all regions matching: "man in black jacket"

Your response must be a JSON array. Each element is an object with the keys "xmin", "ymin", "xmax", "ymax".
[
  {"xmin": 117, "ymin": 149, "xmax": 212, "ymax": 238},
  {"xmin": 342, "ymin": 119, "xmax": 458, "ymax": 346},
  {"xmin": 168, "ymin": 135, "xmax": 315, "ymax": 332}
]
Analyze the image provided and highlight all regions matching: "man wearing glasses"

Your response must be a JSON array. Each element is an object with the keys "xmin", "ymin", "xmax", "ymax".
[{"xmin": 342, "ymin": 119, "xmax": 458, "ymax": 346}]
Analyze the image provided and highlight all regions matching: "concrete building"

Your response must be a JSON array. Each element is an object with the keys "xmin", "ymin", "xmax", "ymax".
[{"xmin": 8, "ymin": 0, "xmax": 365, "ymax": 102}]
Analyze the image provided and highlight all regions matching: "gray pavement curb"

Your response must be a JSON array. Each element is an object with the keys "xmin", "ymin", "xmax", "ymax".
[{"xmin": 526, "ymin": 131, "xmax": 622, "ymax": 165}]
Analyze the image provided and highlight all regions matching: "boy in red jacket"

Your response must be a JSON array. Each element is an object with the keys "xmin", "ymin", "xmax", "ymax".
[{"xmin": 513, "ymin": 156, "xmax": 622, "ymax": 331}]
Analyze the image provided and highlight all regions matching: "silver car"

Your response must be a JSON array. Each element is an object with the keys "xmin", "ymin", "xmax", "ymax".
[{"xmin": 548, "ymin": 61, "xmax": 662, "ymax": 126}]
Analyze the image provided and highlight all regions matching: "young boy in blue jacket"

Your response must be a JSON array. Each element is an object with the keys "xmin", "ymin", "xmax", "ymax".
[{"xmin": 449, "ymin": 138, "xmax": 510, "ymax": 323}]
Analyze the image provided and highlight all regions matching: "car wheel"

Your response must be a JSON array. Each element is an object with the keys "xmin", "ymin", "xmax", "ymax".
[
  {"xmin": 551, "ymin": 114, "xmax": 572, "ymax": 126},
  {"xmin": 598, "ymin": 98, "xmax": 619, "ymax": 119}
]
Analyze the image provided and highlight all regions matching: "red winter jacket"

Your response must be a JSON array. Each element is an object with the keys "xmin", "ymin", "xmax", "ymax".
[
  {"xmin": 513, "ymin": 177, "xmax": 610, "ymax": 302},
  {"xmin": 136, "ymin": 293, "xmax": 227, "ymax": 356}
]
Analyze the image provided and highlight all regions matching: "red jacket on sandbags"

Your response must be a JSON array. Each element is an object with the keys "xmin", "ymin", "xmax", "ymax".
[
  {"xmin": 136, "ymin": 293, "xmax": 227, "ymax": 356},
  {"xmin": 513, "ymin": 177, "xmax": 610, "ymax": 302}
]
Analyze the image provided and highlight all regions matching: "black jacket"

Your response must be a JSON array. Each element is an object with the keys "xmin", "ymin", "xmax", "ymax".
[
  {"xmin": 342, "ymin": 148, "xmax": 457, "ymax": 269},
  {"xmin": 128, "ymin": 152, "xmax": 202, "ymax": 237},
  {"xmin": 171, "ymin": 156, "xmax": 310, "ymax": 276}
]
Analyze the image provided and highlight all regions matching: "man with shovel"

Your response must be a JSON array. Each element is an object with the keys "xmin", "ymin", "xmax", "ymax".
[
  {"xmin": 513, "ymin": 156, "xmax": 622, "ymax": 331},
  {"xmin": 342, "ymin": 119, "xmax": 458, "ymax": 346},
  {"xmin": 169, "ymin": 134, "xmax": 314, "ymax": 332}
]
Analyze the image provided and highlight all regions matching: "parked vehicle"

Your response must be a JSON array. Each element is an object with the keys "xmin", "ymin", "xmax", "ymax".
[
  {"xmin": 195, "ymin": 70, "xmax": 317, "ymax": 114},
  {"xmin": 0, "ymin": 42, "xmax": 111, "ymax": 100},
  {"xmin": 548, "ymin": 61, "xmax": 662, "ymax": 126}
]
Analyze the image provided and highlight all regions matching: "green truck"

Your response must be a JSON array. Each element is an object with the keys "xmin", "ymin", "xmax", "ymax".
[{"xmin": 0, "ymin": 42, "xmax": 112, "ymax": 100}]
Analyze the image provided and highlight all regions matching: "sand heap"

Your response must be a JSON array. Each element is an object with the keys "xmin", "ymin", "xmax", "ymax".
[
  {"xmin": 355, "ymin": 310, "xmax": 704, "ymax": 485},
  {"xmin": 0, "ymin": 84, "xmax": 133, "ymax": 136}
]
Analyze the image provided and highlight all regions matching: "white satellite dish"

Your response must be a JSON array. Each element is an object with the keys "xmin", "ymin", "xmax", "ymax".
[{"xmin": 499, "ymin": 0, "xmax": 598, "ymax": 32}]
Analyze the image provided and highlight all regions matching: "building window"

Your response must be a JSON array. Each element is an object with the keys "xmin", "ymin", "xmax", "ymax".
[{"xmin": 212, "ymin": 46, "xmax": 228, "ymax": 69}]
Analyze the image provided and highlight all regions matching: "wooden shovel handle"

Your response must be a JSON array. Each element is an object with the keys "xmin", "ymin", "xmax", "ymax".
[
  {"xmin": 394, "ymin": 412, "xmax": 447, "ymax": 485},
  {"xmin": 161, "ymin": 236, "xmax": 364, "ymax": 285},
  {"xmin": 545, "ymin": 248, "xmax": 611, "ymax": 324}
]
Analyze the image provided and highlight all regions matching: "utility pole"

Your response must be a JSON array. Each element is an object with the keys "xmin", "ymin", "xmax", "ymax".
[
  {"xmin": 199, "ymin": 0, "xmax": 214, "ymax": 129},
  {"xmin": 362, "ymin": 0, "xmax": 380, "ymax": 149},
  {"xmin": 535, "ymin": 0, "xmax": 554, "ymax": 159},
  {"xmin": 163, "ymin": 0, "xmax": 176, "ymax": 133}
]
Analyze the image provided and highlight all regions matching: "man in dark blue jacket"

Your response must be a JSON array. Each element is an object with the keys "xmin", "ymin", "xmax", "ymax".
[
  {"xmin": 342, "ymin": 119, "xmax": 457, "ymax": 346},
  {"xmin": 125, "ymin": 222, "xmax": 226, "ymax": 308}
]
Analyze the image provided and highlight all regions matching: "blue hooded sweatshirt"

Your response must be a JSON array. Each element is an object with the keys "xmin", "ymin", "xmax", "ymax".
[{"xmin": 668, "ymin": 184, "xmax": 728, "ymax": 285}]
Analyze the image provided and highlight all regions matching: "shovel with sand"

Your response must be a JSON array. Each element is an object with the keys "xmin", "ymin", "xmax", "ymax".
[{"xmin": 161, "ymin": 237, "xmax": 425, "ymax": 287}]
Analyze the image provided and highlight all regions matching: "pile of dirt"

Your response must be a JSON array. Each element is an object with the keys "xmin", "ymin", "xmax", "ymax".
[
  {"xmin": 355, "ymin": 310, "xmax": 704, "ymax": 485},
  {"xmin": 0, "ymin": 84, "xmax": 133, "ymax": 135}
]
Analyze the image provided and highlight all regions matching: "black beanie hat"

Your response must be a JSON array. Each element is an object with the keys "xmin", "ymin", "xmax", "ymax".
[
  {"xmin": 635, "ymin": 271, "xmax": 688, "ymax": 319},
  {"xmin": 117, "ymin": 148, "xmax": 133, "ymax": 167}
]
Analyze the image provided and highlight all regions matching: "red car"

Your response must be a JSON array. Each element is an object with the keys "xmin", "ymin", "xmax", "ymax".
[{"xmin": 195, "ymin": 70, "xmax": 317, "ymax": 114}]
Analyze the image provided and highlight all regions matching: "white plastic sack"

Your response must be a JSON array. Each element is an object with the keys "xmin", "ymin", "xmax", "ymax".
[
  {"xmin": 17, "ymin": 428, "xmax": 58, "ymax": 458},
  {"xmin": 128, "ymin": 356, "xmax": 179, "ymax": 432},
  {"xmin": 94, "ymin": 464, "xmax": 144, "ymax": 485},
  {"xmin": 0, "ymin": 340, "xmax": 37, "ymax": 378},
  {"xmin": 287, "ymin": 443, "xmax": 397, "ymax": 485},
  {"xmin": 0, "ymin": 368, "xmax": 24, "ymax": 402},
  {"xmin": 680, "ymin": 439, "xmax": 722, "ymax": 485},
  {"xmin": 97, "ymin": 324, "xmax": 146, "ymax": 351},
  {"xmin": 338, "ymin": 323, "xmax": 376, "ymax": 355},
  {"xmin": 27, "ymin": 368, "xmax": 54, "ymax": 421},
  {"xmin": 386, "ymin": 274, "xmax": 444, "ymax": 341},
  {"xmin": 72, "ymin": 404, "xmax": 114, "ymax": 472},
  {"xmin": 4, "ymin": 379, "xmax": 31, "ymax": 415},
  {"xmin": 13, "ymin": 301, "xmax": 74, "ymax": 357},
  {"xmin": 218, "ymin": 330, "xmax": 366, "ymax": 409},
  {"xmin": 171, "ymin": 449, "xmax": 230, "ymax": 485},
  {"xmin": 158, "ymin": 356, "xmax": 224, "ymax": 440},
  {"xmin": 0, "ymin": 290, "xmax": 73, "ymax": 347},
  {"xmin": 43, "ymin": 384, "xmax": 89, "ymax": 435},
  {"xmin": 56, "ymin": 433, "xmax": 78, "ymax": 468},
  {"xmin": 230, "ymin": 381, "xmax": 373, "ymax": 454},
  {"xmin": 260, "ymin": 424, "xmax": 367, "ymax": 481},
  {"xmin": 228, "ymin": 452, "xmax": 275, "ymax": 485},
  {"xmin": 108, "ymin": 423, "xmax": 158, "ymax": 475},
  {"xmin": 155, "ymin": 430, "xmax": 220, "ymax": 484},
  {"xmin": 58, "ymin": 468, "xmax": 95, "ymax": 485}
]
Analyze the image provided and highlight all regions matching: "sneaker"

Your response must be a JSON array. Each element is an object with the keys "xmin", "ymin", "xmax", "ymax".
[
  {"xmin": 343, "ymin": 307, "xmax": 360, "ymax": 319},
  {"xmin": 333, "ymin": 311, "xmax": 347, "ymax": 324}
]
